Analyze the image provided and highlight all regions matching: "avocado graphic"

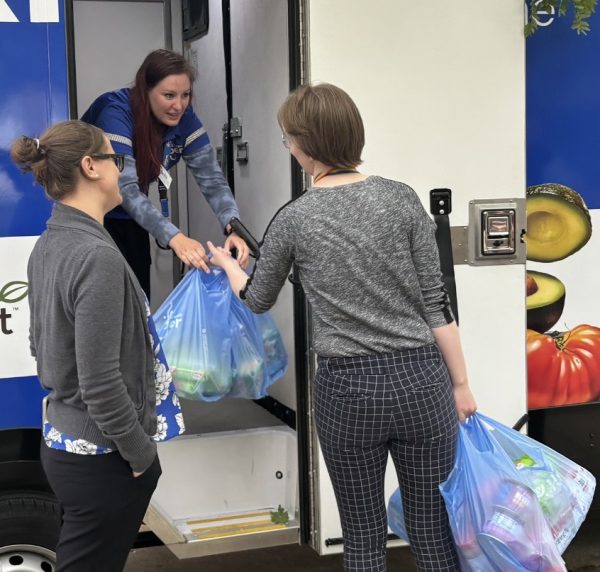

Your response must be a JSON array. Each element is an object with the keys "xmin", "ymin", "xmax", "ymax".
[
  {"xmin": 526, "ymin": 183, "xmax": 592, "ymax": 262},
  {"xmin": 526, "ymin": 271, "xmax": 565, "ymax": 333}
]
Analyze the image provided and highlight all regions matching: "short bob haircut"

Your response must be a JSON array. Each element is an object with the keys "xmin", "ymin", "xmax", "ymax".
[{"xmin": 277, "ymin": 83, "xmax": 364, "ymax": 169}]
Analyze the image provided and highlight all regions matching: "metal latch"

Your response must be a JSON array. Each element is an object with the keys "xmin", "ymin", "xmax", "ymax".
[
  {"xmin": 228, "ymin": 116, "xmax": 242, "ymax": 139},
  {"xmin": 467, "ymin": 198, "xmax": 526, "ymax": 265}
]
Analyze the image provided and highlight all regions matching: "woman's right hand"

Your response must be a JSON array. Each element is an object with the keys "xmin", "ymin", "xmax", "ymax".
[
  {"xmin": 453, "ymin": 383, "xmax": 478, "ymax": 422},
  {"xmin": 168, "ymin": 232, "xmax": 210, "ymax": 272}
]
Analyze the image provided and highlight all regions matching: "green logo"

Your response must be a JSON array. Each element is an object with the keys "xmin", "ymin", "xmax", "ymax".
[{"xmin": 0, "ymin": 281, "xmax": 28, "ymax": 304}]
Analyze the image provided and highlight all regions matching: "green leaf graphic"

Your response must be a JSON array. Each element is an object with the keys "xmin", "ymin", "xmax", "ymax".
[{"xmin": 0, "ymin": 281, "xmax": 29, "ymax": 303}]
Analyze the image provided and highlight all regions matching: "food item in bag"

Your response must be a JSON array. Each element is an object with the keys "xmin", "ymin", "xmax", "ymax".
[
  {"xmin": 512, "ymin": 452, "xmax": 580, "ymax": 553},
  {"xmin": 455, "ymin": 528, "xmax": 492, "ymax": 572},
  {"xmin": 547, "ymin": 453, "xmax": 595, "ymax": 512},
  {"xmin": 529, "ymin": 471, "xmax": 577, "ymax": 552},
  {"xmin": 255, "ymin": 313, "xmax": 288, "ymax": 380},
  {"xmin": 479, "ymin": 481, "xmax": 556, "ymax": 570},
  {"xmin": 231, "ymin": 358, "xmax": 266, "ymax": 399},
  {"xmin": 171, "ymin": 367, "xmax": 230, "ymax": 400}
]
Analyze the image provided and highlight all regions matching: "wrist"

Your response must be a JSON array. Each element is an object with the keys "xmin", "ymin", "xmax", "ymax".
[
  {"xmin": 224, "ymin": 216, "xmax": 243, "ymax": 237},
  {"xmin": 168, "ymin": 232, "xmax": 184, "ymax": 250}
]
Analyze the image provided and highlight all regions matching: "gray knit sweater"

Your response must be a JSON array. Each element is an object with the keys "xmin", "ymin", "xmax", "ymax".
[
  {"xmin": 241, "ymin": 176, "xmax": 453, "ymax": 357},
  {"xmin": 28, "ymin": 203, "xmax": 157, "ymax": 472}
]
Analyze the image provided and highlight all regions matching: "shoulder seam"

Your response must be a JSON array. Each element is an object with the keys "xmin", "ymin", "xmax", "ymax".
[{"xmin": 258, "ymin": 194, "xmax": 304, "ymax": 248}]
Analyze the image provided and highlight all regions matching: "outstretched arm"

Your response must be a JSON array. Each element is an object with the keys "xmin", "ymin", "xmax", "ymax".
[
  {"xmin": 207, "ymin": 242, "xmax": 249, "ymax": 297},
  {"xmin": 184, "ymin": 142, "xmax": 249, "ymax": 267}
]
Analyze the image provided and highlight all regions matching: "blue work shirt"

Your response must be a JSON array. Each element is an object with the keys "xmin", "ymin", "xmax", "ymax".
[{"xmin": 82, "ymin": 88, "xmax": 239, "ymax": 247}]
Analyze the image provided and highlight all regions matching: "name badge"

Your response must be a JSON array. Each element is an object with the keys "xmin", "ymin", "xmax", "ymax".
[{"xmin": 159, "ymin": 166, "xmax": 172, "ymax": 189}]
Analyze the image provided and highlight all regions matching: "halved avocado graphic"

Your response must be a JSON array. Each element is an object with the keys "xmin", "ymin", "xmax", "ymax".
[
  {"xmin": 526, "ymin": 270, "xmax": 565, "ymax": 333},
  {"xmin": 526, "ymin": 183, "xmax": 592, "ymax": 262}
]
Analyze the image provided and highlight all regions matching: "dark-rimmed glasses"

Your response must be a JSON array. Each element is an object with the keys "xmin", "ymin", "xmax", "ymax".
[{"xmin": 90, "ymin": 153, "xmax": 125, "ymax": 172}]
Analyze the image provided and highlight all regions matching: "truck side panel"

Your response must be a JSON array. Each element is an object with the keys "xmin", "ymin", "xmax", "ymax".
[{"xmin": 0, "ymin": 2, "xmax": 69, "ymax": 429}]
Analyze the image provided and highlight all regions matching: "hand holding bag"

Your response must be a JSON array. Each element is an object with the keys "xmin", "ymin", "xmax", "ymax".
[{"xmin": 388, "ymin": 413, "xmax": 573, "ymax": 571}]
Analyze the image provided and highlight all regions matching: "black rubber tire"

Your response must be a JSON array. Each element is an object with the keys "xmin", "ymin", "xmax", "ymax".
[{"xmin": 0, "ymin": 491, "xmax": 60, "ymax": 552}]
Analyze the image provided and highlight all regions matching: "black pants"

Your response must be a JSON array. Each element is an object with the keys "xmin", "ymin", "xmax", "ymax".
[
  {"xmin": 104, "ymin": 217, "xmax": 152, "ymax": 299},
  {"xmin": 314, "ymin": 345, "xmax": 460, "ymax": 572},
  {"xmin": 40, "ymin": 444, "xmax": 161, "ymax": 572}
]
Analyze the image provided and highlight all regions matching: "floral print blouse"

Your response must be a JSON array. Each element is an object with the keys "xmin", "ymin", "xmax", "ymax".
[{"xmin": 43, "ymin": 301, "xmax": 185, "ymax": 455}]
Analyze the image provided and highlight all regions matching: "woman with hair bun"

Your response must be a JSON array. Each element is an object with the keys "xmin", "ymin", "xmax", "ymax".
[
  {"xmin": 82, "ymin": 48, "xmax": 249, "ymax": 298},
  {"xmin": 12, "ymin": 120, "xmax": 184, "ymax": 571}
]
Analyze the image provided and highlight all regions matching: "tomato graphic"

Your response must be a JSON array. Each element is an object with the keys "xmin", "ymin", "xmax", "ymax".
[{"xmin": 527, "ymin": 325, "xmax": 600, "ymax": 409}]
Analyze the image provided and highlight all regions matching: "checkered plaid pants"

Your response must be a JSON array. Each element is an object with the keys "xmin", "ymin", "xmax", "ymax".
[{"xmin": 314, "ymin": 344, "xmax": 460, "ymax": 572}]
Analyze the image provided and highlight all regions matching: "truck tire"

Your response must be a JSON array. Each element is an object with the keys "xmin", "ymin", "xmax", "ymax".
[{"xmin": 0, "ymin": 491, "xmax": 60, "ymax": 571}]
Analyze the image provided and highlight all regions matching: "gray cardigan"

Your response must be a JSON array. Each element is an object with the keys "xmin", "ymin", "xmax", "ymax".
[
  {"xmin": 28, "ymin": 203, "xmax": 157, "ymax": 472},
  {"xmin": 242, "ymin": 176, "xmax": 453, "ymax": 357}
]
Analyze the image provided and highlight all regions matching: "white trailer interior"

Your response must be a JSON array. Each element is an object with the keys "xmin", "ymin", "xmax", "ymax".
[{"xmin": 69, "ymin": 0, "xmax": 526, "ymax": 559}]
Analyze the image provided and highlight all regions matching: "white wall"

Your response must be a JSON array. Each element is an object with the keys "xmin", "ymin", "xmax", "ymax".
[
  {"xmin": 72, "ymin": 1, "xmax": 165, "ymax": 116},
  {"xmin": 308, "ymin": 0, "xmax": 526, "ymax": 552}
]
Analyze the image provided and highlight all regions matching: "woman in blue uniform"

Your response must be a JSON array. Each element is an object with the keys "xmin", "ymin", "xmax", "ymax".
[{"xmin": 82, "ymin": 49, "xmax": 249, "ymax": 298}]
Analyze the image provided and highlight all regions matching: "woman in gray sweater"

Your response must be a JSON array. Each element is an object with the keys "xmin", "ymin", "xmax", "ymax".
[
  {"xmin": 11, "ymin": 121, "xmax": 171, "ymax": 571},
  {"xmin": 209, "ymin": 83, "xmax": 477, "ymax": 572}
]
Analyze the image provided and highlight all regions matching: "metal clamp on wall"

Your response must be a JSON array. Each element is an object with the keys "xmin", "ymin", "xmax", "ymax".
[{"xmin": 467, "ymin": 198, "xmax": 527, "ymax": 266}]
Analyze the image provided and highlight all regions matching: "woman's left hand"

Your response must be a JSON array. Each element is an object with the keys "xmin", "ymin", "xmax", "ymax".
[{"xmin": 224, "ymin": 232, "xmax": 250, "ymax": 269}]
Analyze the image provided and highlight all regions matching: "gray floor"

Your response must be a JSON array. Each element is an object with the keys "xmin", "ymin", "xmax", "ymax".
[{"xmin": 126, "ymin": 510, "xmax": 600, "ymax": 571}]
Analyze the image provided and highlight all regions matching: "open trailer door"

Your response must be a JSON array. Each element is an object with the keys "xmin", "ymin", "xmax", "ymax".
[{"xmin": 145, "ymin": 0, "xmax": 304, "ymax": 557}]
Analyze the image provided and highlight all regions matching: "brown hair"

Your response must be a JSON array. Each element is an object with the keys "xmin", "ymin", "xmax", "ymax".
[
  {"xmin": 277, "ymin": 83, "xmax": 364, "ymax": 169},
  {"xmin": 130, "ymin": 49, "xmax": 196, "ymax": 192},
  {"xmin": 10, "ymin": 120, "xmax": 106, "ymax": 200}
]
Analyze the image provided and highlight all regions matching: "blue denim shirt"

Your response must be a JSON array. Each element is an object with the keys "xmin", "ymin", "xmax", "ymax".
[{"xmin": 81, "ymin": 88, "xmax": 239, "ymax": 247}]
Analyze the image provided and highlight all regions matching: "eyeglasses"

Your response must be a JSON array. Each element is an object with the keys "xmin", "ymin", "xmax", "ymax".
[
  {"xmin": 281, "ymin": 133, "xmax": 291, "ymax": 150},
  {"xmin": 90, "ymin": 153, "xmax": 125, "ymax": 172}
]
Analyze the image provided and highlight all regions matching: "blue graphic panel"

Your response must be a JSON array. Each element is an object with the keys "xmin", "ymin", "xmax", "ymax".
[
  {"xmin": 0, "ymin": 377, "xmax": 48, "ymax": 430},
  {"xmin": 526, "ymin": 12, "xmax": 600, "ymax": 207},
  {"xmin": 0, "ymin": 2, "xmax": 68, "ymax": 430},
  {"xmin": 0, "ymin": 2, "xmax": 68, "ymax": 237}
]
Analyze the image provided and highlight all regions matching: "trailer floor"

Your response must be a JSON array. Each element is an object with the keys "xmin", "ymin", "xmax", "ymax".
[{"xmin": 125, "ymin": 510, "xmax": 600, "ymax": 571}]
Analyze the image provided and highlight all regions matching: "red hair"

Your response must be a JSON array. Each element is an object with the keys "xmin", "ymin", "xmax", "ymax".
[{"xmin": 130, "ymin": 50, "xmax": 196, "ymax": 192}]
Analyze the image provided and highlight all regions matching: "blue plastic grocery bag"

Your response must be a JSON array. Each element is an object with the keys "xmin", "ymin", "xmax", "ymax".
[
  {"xmin": 254, "ymin": 311, "xmax": 288, "ymax": 382},
  {"xmin": 228, "ymin": 296, "xmax": 269, "ymax": 399},
  {"xmin": 440, "ymin": 414, "xmax": 566, "ymax": 571},
  {"xmin": 227, "ymin": 297, "xmax": 288, "ymax": 399},
  {"xmin": 153, "ymin": 269, "xmax": 233, "ymax": 401},
  {"xmin": 477, "ymin": 413, "xmax": 596, "ymax": 555},
  {"xmin": 387, "ymin": 489, "xmax": 409, "ymax": 542}
]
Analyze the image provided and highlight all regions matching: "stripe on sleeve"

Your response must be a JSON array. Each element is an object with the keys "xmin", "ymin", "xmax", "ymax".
[
  {"xmin": 184, "ymin": 127, "xmax": 207, "ymax": 148},
  {"xmin": 106, "ymin": 133, "xmax": 133, "ymax": 147}
]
